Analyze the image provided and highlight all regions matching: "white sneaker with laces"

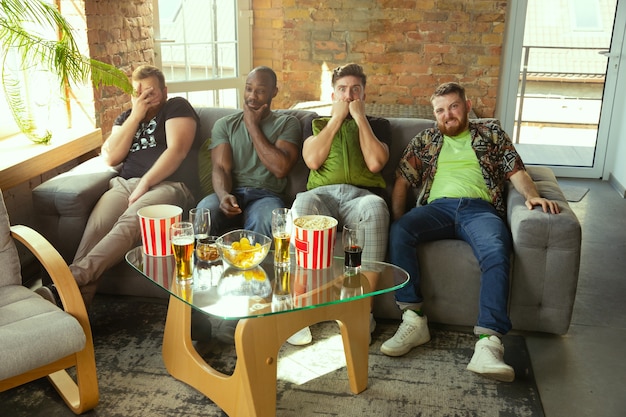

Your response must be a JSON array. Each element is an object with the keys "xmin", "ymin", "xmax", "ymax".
[
  {"xmin": 287, "ymin": 326, "xmax": 312, "ymax": 346},
  {"xmin": 467, "ymin": 335, "xmax": 515, "ymax": 382},
  {"xmin": 380, "ymin": 309, "xmax": 431, "ymax": 356}
]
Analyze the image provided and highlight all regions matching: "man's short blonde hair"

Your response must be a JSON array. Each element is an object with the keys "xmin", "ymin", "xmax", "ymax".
[{"xmin": 132, "ymin": 65, "xmax": 166, "ymax": 90}]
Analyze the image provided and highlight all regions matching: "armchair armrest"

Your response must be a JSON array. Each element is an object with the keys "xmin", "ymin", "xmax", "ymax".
[
  {"xmin": 9, "ymin": 224, "xmax": 99, "ymax": 412},
  {"xmin": 10, "ymin": 225, "xmax": 91, "ymax": 332},
  {"xmin": 32, "ymin": 156, "xmax": 119, "ymax": 262}
]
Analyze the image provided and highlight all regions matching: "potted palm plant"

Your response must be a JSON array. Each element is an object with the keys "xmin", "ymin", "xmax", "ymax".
[{"xmin": 0, "ymin": 0, "xmax": 132, "ymax": 144}]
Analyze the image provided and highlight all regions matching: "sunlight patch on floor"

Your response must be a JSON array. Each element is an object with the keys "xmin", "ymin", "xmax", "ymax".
[{"xmin": 277, "ymin": 332, "xmax": 347, "ymax": 385}]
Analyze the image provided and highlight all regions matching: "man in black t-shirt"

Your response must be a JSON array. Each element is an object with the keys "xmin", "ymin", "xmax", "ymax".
[{"xmin": 40, "ymin": 65, "xmax": 201, "ymax": 309}]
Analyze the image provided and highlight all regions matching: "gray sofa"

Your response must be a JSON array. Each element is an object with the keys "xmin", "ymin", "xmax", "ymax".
[{"xmin": 32, "ymin": 107, "xmax": 582, "ymax": 334}]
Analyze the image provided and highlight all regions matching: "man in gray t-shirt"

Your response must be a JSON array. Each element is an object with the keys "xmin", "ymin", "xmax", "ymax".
[{"xmin": 196, "ymin": 66, "xmax": 301, "ymax": 237}]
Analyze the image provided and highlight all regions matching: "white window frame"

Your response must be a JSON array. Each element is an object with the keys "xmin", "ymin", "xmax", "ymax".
[{"xmin": 152, "ymin": 0, "xmax": 253, "ymax": 107}]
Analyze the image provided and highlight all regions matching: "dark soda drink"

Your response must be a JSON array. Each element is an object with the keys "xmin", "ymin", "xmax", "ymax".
[{"xmin": 344, "ymin": 245, "xmax": 362, "ymax": 268}]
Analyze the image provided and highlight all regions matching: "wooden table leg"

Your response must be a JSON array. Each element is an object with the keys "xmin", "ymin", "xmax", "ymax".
[{"xmin": 162, "ymin": 293, "xmax": 371, "ymax": 416}]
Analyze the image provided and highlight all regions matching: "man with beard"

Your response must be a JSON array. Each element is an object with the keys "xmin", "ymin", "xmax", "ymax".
[
  {"xmin": 381, "ymin": 82, "xmax": 560, "ymax": 382},
  {"xmin": 288, "ymin": 63, "xmax": 391, "ymax": 345},
  {"xmin": 196, "ymin": 66, "xmax": 301, "ymax": 237}
]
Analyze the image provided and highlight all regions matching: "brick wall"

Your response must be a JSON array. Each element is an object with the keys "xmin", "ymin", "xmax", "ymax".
[
  {"xmin": 83, "ymin": 0, "xmax": 506, "ymax": 135},
  {"xmin": 85, "ymin": 0, "xmax": 156, "ymax": 138},
  {"xmin": 252, "ymin": 0, "xmax": 507, "ymax": 117}
]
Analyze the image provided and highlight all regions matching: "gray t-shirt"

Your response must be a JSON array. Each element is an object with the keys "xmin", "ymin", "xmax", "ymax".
[{"xmin": 210, "ymin": 111, "xmax": 301, "ymax": 195}]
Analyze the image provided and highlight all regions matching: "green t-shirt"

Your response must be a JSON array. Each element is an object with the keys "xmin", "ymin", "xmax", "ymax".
[
  {"xmin": 428, "ymin": 130, "xmax": 491, "ymax": 203},
  {"xmin": 210, "ymin": 111, "xmax": 302, "ymax": 195},
  {"xmin": 307, "ymin": 117, "xmax": 386, "ymax": 190}
]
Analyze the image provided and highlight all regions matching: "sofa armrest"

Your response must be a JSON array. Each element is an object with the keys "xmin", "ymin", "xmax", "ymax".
[
  {"xmin": 32, "ymin": 157, "xmax": 119, "ymax": 262},
  {"xmin": 506, "ymin": 166, "xmax": 582, "ymax": 334}
]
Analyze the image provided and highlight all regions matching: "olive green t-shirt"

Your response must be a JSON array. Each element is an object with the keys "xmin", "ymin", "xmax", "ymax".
[{"xmin": 306, "ymin": 116, "xmax": 389, "ymax": 191}]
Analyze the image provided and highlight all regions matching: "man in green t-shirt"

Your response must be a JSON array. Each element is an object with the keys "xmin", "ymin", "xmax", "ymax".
[
  {"xmin": 288, "ymin": 63, "xmax": 392, "ymax": 345},
  {"xmin": 196, "ymin": 67, "xmax": 302, "ymax": 237}
]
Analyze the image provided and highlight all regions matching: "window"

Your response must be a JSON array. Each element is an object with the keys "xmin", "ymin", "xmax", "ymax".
[
  {"xmin": 571, "ymin": 0, "xmax": 603, "ymax": 31},
  {"xmin": 153, "ymin": 0, "xmax": 252, "ymax": 108},
  {"xmin": 0, "ymin": 0, "xmax": 94, "ymax": 141}
]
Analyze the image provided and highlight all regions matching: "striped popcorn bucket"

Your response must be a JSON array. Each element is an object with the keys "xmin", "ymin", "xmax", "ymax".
[
  {"xmin": 137, "ymin": 204, "xmax": 182, "ymax": 257},
  {"xmin": 293, "ymin": 215, "xmax": 338, "ymax": 269}
]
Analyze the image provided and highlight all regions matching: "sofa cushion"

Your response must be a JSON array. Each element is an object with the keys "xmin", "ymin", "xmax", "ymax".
[
  {"xmin": 198, "ymin": 137, "xmax": 213, "ymax": 197},
  {"xmin": 0, "ymin": 285, "xmax": 85, "ymax": 380}
]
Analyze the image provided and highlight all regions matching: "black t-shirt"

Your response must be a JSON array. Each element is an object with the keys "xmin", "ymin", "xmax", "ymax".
[{"xmin": 115, "ymin": 97, "xmax": 202, "ymax": 196}]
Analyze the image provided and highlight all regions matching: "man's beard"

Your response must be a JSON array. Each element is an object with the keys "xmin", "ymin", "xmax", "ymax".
[{"xmin": 438, "ymin": 112, "xmax": 469, "ymax": 137}]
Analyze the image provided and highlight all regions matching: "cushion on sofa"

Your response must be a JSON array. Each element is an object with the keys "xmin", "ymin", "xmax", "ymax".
[{"xmin": 198, "ymin": 137, "xmax": 213, "ymax": 197}]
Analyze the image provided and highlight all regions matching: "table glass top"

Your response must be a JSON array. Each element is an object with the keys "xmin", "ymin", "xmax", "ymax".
[{"xmin": 125, "ymin": 247, "xmax": 408, "ymax": 320}]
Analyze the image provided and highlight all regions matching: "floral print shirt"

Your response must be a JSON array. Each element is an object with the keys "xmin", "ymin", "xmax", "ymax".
[{"xmin": 397, "ymin": 121, "xmax": 525, "ymax": 218}]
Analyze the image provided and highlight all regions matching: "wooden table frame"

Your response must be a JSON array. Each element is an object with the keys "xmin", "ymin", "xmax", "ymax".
[{"xmin": 162, "ymin": 285, "xmax": 371, "ymax": 417}]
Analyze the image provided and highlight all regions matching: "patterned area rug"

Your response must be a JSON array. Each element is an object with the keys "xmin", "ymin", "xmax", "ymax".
[{"xmin": 1, "ymin": 295, "xmax": 544, "ymax": 417}]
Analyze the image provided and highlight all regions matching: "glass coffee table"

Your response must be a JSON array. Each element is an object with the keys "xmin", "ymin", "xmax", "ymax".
[{"xmin": 126, "ymin": 247, "xmax": 408, "ymax": 417}]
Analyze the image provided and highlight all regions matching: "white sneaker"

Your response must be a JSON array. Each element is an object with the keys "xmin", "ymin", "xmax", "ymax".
[
  {"xmin": 288, "ymin": 316, "xmax": 374, "ymax": 347},
  {"xmin": 467, "ymin": 335, "xmax": 515, "ymax": 382},
  {"xmin": 287, "ymin": 326, "xmax": 312, "ymax": 346},
  {"xmin": 380, "ymin": 310, "xmax": 431, "ymax": 356}
]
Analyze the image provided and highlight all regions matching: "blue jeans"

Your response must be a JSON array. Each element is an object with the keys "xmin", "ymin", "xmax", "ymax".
[
  {"xmin": 389, "ymin": 198, "xmax": 513, "ymax": 336},
  {"xmin": 196, "ymin": 187, "xmax": 285, "ymax": 237}
]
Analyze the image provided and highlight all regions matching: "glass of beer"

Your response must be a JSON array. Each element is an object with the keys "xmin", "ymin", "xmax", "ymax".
[
  {"xmin": 271, "ymin": 208, "xmax": 292, "ymax": 266},
  {"xmin": 170, "ymin": 221, "xmax": 195, "ymax": 281},
  {"xmin": 342, "ymin": 223, "xmax": 364, "ymax": 275},
  {"xmin": 189, "ymin": 207, "xmax": 210, "ymax": 247}
]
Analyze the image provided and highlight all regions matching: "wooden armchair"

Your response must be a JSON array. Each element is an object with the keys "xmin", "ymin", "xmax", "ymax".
[{"xmin": 0, "ymin": 189, "xmax": 98, "ymax": 414}]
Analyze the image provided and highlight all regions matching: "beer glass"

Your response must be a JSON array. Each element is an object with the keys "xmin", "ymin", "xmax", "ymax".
[
  {"xmin": 342, "ymin": 223, "xmax": 364, "ymax": 275},
  {"xmin": 171, "ymin": 221, "xmax": 194, "ymax": 281},
  {"xmin": 189, "ymin": 207, "xmax": 210, "ymax": 246},
  {"xmin": 271, "ymin": 208, "xmax": 292, "ymax": 266}
]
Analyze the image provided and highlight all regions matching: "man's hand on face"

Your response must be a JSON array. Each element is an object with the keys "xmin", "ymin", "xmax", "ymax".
[
  {"xmin": 130, "ymin": 86, "xmax": 159, "ymax": 120},
  {"xmin": 348, "ymin": 99, "xmax": 366, "ymax": 119},
  {"xmin": 243, "ymin": 101, "xmax": 268, "ymax": 127},
  {"xmin": 331, "ymin": 99, "xmax": 350, "ymax": 120}
]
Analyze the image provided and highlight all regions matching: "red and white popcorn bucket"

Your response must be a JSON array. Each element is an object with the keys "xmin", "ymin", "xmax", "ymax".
[
  {"xmin": 137, "ymin": 204, "xmax": 182, "ymax": 256},
  {"xmin": 293, "ymin": 215, "xmax": 338, "ymax": 269}
]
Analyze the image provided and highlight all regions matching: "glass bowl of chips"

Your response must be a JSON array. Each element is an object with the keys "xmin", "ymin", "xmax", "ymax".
[{"xmin": 216, "ymin": 229, "xmax": 271, "ymax": 270}]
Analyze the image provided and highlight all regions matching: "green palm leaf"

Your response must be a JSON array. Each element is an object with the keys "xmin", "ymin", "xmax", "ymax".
[{"xmin": 0, "ymin": 0, "xmax": 133, "ymax": 143}]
